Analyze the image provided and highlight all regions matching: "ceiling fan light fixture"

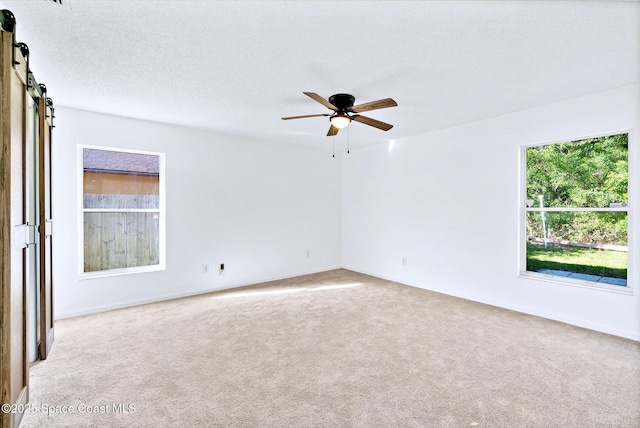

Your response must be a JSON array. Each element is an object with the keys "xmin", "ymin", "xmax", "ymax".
[{"xmin": 330, "ymin": 113, "xmax": 351, "ymax": 129}]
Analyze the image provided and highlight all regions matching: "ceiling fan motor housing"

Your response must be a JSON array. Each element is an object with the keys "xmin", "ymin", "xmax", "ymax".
[{"xmin": 329, "ymin": 94, "xmax": 355, "ymax": 111}]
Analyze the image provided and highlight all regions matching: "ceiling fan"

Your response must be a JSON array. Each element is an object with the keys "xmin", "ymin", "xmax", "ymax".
[{"xmin": 282, "ymin": 92, "xmax": 397, "ymax": 136}]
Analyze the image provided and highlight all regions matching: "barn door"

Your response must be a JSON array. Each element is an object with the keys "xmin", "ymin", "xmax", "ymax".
[
  {"xmin": 38, "ymin": 96, "xmax": 54, "ymax": 359},
  {"xmin": 0, "ymin": 24, "xmax": 30, "ymax": 428}
]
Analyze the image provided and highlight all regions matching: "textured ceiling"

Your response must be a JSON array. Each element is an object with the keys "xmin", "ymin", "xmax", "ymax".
[{"xmin": 1, "ymin": 1, "xmax": 639, "ymax": 149}]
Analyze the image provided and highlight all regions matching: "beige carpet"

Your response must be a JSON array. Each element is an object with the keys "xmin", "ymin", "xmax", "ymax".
[{"xmin": 21, "ymin": 269, "xmax": 640, "ymax": 427}]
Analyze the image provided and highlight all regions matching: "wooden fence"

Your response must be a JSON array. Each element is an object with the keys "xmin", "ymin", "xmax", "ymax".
[
  {"xmin": 84, "ymin": 194, "xmax": 159, "ymax": 209},
  {"xmin": 83, "ymin": 194, "xmax": 160, "ymax": 272}
]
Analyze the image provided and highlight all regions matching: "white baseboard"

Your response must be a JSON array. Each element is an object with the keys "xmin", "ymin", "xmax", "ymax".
[
  {"xmin": 55, "ymin": 265, "xmax": 342, "ymax": 320},
  {"xmin": 341, "ymin": 265, "xmax": 640, "ymax": 342}
]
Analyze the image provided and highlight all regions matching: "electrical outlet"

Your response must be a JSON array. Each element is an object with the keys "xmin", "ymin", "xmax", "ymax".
[
  {"xmin": 202, "ymin": 264, "xmax": 209, "ymax": 273},
  {"xmin": 401, "ymin": 257, "xmax": 407, "ymax": 267}
]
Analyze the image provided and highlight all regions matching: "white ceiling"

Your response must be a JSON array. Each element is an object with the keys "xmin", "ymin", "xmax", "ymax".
[{"xmin": 1, "ymin": 0, "xmax": 639, "ymax": 149}]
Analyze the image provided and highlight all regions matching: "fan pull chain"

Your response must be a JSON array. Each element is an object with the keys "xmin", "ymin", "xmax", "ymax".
[
  {"xmin": 347, "ymin": 125, "xmax": 350, "ymax": 154},
  {"xmin": 332, "ymin": 136, "xmax": 335, "ymax": 158}
]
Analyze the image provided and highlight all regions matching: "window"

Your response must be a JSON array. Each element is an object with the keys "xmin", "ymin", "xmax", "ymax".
[
  {"xmin": 521, "ymin": 133, "xmax": 628, "ymax": 289},
  {"xmin": 80, "ymin": 147, "xmax": 165, "ymax": 276}
]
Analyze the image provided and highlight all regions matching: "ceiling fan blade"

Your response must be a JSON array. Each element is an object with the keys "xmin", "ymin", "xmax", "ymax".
[
  {"xmin": 327, "ymin": 125, "xmax": 340, "ymax": 136},
  {"xmin": 282, "ymin": 113, "xmax": 330, "ymax": 120},
  {"xmin": 350, "ymin": 98, "xmax": 397, "ymax": 113},
  {"xmin": 352, "ymin": 115, "xmax": 394, "ymax": 131},
  {"xmin": 303, "ymin": 92, "xmax": 338, "ymax": 110}
]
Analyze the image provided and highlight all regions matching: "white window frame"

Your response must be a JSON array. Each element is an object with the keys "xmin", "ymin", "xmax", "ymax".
[
  {"xmin": 78, "ymin": 145, "xmax": 166, "ymax": 279},
  {"xmin": 519, "ymin": 131, "xmax": 634, "ymax": 294}
]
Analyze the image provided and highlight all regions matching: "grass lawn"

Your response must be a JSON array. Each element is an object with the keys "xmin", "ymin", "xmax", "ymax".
[{"xmin": 526, "ymin": 243, "xmax": 627, "ymax": 279}]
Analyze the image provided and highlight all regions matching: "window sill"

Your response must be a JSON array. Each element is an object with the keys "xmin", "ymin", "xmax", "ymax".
[
  {"xmin": 519, "ymin": 271, "xmax": 633, "ymax": 295},
  {"xmin": 79, "ymin": 264, "xmax": 165, "ymax": 280}
]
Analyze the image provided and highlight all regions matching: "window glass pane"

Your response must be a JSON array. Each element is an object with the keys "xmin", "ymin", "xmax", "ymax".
[
  {"xmin": 82, "ymin": 147, "xmax": 163, "ymax": 274},
  {"xmin": 526, "ymin": 211, "xmax": 627, "ymax": 285},
  {"xmin": 83, "ymin": 148, "xmax": 159, "ymax": 209},
  {"xmin": 526, "ymin": 134, "xmax": 628, "ymax": 208},
  {"xmin": 83, "ymin": 212, "xmax": 160, "ymax": 272}
]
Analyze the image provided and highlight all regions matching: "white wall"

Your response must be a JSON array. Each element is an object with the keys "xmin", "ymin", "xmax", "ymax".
[
  {"xmin": 342, "ymin": 84, "xmax": 640, "ymax": 340},
  {"xmin": 53, "ymin": 107, "xmax": 342, "ymax": 318}
]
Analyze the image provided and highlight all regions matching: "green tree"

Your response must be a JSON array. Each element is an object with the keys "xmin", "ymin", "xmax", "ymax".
[{"xmin": 526, "ymin": 133, "xmax": 627, "ymax": 245}]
